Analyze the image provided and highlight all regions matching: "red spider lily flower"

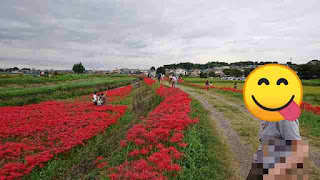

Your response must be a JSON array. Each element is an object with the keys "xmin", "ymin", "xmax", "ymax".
[
  {"xmin": 144, "ymin": 78, "xmax": 156, "ymax": 86},
  {"xmin": 120, "ymin": 140, "xmax": 127, "ymax": 147},
  {"xmin": 97, "ymin": 161, "xmax": 108, "ymax": 169},
  {"xmin": 97, "ymin": 156, "xmax": 104, "ymax": 161}
]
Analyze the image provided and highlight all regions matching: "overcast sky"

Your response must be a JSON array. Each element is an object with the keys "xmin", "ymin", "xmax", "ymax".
[{"xmin": 0, "ymin": 0, "xmax": 319, "ymax": 70}]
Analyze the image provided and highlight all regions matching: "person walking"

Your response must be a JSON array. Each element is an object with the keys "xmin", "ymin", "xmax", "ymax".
[
  {"xmin": 234, "ymin": 82, "xmax": 237, "ymax": 89},
  {"xmin": 171, "ymin": 76, "xmax": 177, "ymax": 88},
  {"xmin": 205, "ymin": 80, "xmax": 209, "ymax": 90},
  {"xmin": 157, "ymin": 73, "xmax": 161, "ymax": 83}
]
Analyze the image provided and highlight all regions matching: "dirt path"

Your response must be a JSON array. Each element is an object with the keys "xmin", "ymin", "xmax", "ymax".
[
  {"xmin": 198, "ymin": 87, "xmax": 320, "ymax": 169},
  {"xmin": 169, "ymin": 82, "xmax": 320, "ymax": 179},
  {"xmin": 169, "ymin": 83, "xmax": 253, "ymax": 179}
]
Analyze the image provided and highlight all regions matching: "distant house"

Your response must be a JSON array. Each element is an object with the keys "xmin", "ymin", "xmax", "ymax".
[
  {"xmin": 174, "ymin": 68, "xmax": 187, "ymax": 76},
  {"xmin": 165, "ymin": 69, "xmax": 175, "ymax": 75},
  {"xmin": 85, "ymin": 70, "xmax": 95, "ymax": 74},
  {"xmin": 189, "ymin": 69, "xmax": 201, "ymax": 77},
  {"xmin": 112, "ymin": 68, "xmax": 121, "ymax": 74},
  {"xmin": 21, "ymin": 68, "xmax": 31, "ymax": 74},
  {"xmin": 10, "ymin": 70, "xmax": 22, "ymax": 74},
  {"xmin": 213, "ymin": 70, "xmax": 224, "ymax": 77}
]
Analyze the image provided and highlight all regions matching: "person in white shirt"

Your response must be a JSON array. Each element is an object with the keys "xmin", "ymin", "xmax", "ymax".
[
  {"xmin": 93, "ymin": 92, "xmax": 97, "ymax": 105},
  {"xmin": 171, "ymin": 76, "xmax": 177, "ymax": 88}
]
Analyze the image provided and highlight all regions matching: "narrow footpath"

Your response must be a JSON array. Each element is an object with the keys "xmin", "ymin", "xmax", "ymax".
[{"xmin": 167, "ymin": 82, "xmax": 320, "ymax": 179}]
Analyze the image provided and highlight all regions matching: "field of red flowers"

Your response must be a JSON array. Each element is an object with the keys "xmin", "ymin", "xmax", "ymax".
[
  {"xmin": 0, "ymin": 86, "xmax": 132, "ymax": 179},
  {"xmin": 107, "ymin": 85, "xmax": 198, "ymax": 179}
]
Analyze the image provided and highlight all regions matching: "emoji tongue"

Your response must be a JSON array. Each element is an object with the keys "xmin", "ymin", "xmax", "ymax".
[{"xmin": 279, "ymin": 101, "xmax": 301, "ymax": 121}]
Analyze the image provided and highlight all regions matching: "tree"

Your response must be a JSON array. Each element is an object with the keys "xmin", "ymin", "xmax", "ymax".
[
  {"xmin": 208, "ymin": 71, "xmax": 216, "ymax": 77},
  {"xmin": 156, "ymin": 67, "xmax": 165, "ymax": 74},
  {"xmin": 150, "ymin": 66, "xmax": 156, "ymax": 71},
  {"xmin": 244, "ymin": 68, "xmax": 254, "ymax": 77},
  {"xmin": 223, "ymin": 69, "xmax": 243, "ymax": 77},
  {"xmin": 72, "ymin": 62, "xmax": 85, "ymax": 73},
  {"xmin": 200, "ymin": 72, "xmax": 208, "ymax": 78}
]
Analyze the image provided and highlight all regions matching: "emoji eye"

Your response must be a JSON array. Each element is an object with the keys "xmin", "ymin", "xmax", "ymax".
[
  {"xmin": 258, "ymin": 78, "xmax": 269, "ymax": 85},
  {"xmin": 277, "ymin": 78, "xmax": 288, "ymax": 85}
]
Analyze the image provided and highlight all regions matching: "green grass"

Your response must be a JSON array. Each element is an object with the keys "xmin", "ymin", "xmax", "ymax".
[
  {"xmin": 24, "ymin": 81, "xmax": 162, "ymax": 179},
  {"xmin": 0, "ymin": 74, "xmax": 104, "ymax": 86},
  {"xmin": 302, "ymin": 79, "xmax": 320, "ymax": 86},
  {"xmin": 0, "ymin": 77, "xmax": 137, "ymax": 107},
  {"xmin": 300, "ymin": 111, "xmax": 320, "ymax": 137},
  {"xmin": 177, "ymin": 98, "xmax": 233, "ymax": 179},
  {"xmin": 0, "ymin": 77, "xmax": 135, "ymax": 98}
]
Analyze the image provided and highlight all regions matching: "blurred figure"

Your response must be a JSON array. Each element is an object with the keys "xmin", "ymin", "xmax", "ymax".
[
  {"xmin": 171, "ymin": 76, "xmax": 177, "ymax": 88},
  {"xmin": 234, "ymin": 82, "xmax": 237, "ymax": 89},
  {"xmin": 246, "ymin": 120, "xmax": 309, "ymax": 180},
  {"xmin": 92, "ymin": 92, "xmax": 97, "ymax": 105},
  {"xmin": 157, "ymin": 73, "xmax": 161, "ymax": 82},
  {"xmin": 205, "ymin": 80, "xmax": 209, "ymax": 90}
]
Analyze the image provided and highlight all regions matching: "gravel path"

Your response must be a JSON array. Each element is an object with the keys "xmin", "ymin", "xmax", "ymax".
[
  {"xmin": 170, "ymin": 82, "xmax": 320, "ymax": 179},
  {"xmin": 198, "ymin": 87, "xmax": 320, "ymax": 168},
  {"xmin": 174, "ymin": 84, "xmax": 253, "ymax": 179}
]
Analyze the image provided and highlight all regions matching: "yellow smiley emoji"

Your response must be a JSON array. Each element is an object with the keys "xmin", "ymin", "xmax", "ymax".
[{"xmin": 243, "ymin": 64, "xmax": 303, "ymax": 122}]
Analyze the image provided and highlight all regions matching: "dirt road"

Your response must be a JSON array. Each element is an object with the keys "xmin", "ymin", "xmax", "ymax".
[{"xmin": 170, "ymin": 82, "xmax": 320, "ymax": 179}]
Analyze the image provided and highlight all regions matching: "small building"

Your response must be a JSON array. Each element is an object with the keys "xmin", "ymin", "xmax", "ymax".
[
  {"xmin": 213, "ymin": 70, "xmax": 224, "ymax": 77},
  {"xmin": 112, "ymin": 68, "xmax": 121, "ymax": 74},
  {"xmin": 165, "ymin": 69, "xmax": 175, "ymax": 75},
  {"xmin": 174, "ymin": 68, "xmax": 187, "ymax": 76},
  {"xmin": 189, "ymin": 69, "xmax": 201, "ymax": 77}
]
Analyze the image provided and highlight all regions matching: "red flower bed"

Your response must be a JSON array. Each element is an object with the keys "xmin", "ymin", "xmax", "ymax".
[
  {"xmin": 301, "ymin": 102, "xmax": 320, "ymax": 115},
  {"xmin": 106, "ymin": 85, "xmax": 132, "ymax": 102},
  {"xmin": 178, "ymin": 79, "xmax": 184, "ymax": 83},
  {"xmin": 108, "ymin": 86, "xmax": 198, "ymax": 179},
  {"xmin": 216, "ymin": 86, "xmax": 243, "ymax": 93},
  {"xmin": 0, "ymin": 101, "xmax": 127, "ymax": 179},
  {"xmin": 144, "ymin": 78, "xmax": 156, "ymax": 86}
]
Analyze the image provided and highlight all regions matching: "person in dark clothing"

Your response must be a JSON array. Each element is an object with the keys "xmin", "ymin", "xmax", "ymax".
[{"xmin": 205, "ymin": 80, "xmax": 209, "ymax": 90}]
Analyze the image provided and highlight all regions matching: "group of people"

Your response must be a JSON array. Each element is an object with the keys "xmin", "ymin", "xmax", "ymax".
[{"xmin": 92, "ymin": 91, "xmax": 107, "ymax": 106}]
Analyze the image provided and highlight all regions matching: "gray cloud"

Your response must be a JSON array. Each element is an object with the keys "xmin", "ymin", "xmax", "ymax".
[{"xmin": 0, "ymin": 0, "xmax": 319, "ymax": 70}]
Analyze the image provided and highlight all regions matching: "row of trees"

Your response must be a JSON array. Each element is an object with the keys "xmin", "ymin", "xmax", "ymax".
[
  {"xmin": 297, "ymin": 61, "xmax": 320, "ymax": 79},
  {"xmin": 156, "ymin": 60, "xmax": 320, "ymax": 79}
]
